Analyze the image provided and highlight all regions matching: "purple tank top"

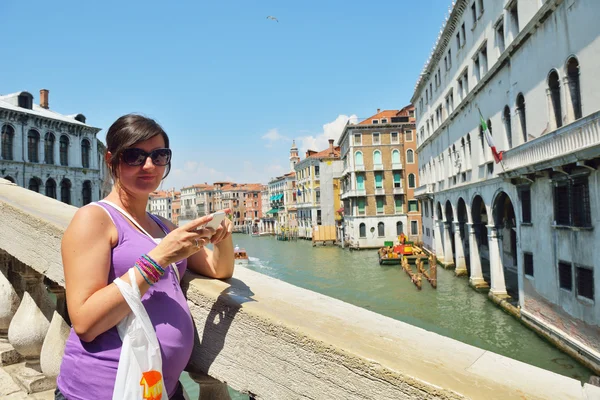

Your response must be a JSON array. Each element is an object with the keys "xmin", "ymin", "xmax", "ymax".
[{"xmin": 57, "ymin": 202, "xmax": 194, "ymax": 399}]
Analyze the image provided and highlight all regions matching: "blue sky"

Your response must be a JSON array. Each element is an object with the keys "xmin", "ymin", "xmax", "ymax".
[{"xmin": 1, "ymin": 0, "xmax": 451, "ymax": 190}]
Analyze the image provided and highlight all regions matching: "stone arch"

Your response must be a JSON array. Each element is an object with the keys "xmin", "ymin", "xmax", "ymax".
[
  {"xmin": 471, "ymin": 194, "xmax": 490, "ymax": 285},
  {"xmin": 445, "ymin": 200, "xmax": 455, "ymax": 265},
  {"xmin": 456, "ymin": 197, "xmax": 470, "ymax": 275},
  {"xmin": 491, "ymin": 191, "xmax": 518, "ymax": 300},
  {"xmin": 28, "ymin": 177, "xmax": 43, "ymax": 193},
  {"xmin": 3, "ymin": 175, "xmax": 15, "ymax": 183}
]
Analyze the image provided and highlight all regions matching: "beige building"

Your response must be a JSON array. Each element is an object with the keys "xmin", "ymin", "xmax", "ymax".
[{"xmin": 338, "ymin": 106, "xmax": 420, "ymax": 248}]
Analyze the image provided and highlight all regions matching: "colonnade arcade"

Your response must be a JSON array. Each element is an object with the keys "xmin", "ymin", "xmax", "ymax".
[{"xmin": 432, "ymin": 189, "xmax": 519, "ymax": 301}]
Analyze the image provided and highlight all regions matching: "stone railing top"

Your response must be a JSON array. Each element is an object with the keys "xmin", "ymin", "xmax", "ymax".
[{"xmin": 2, "ymin": 178, "xmax": 599, "ymax": 399}]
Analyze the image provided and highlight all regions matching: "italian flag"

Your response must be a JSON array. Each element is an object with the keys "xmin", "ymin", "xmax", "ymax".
[{"xmin": 479, "ymin": 110, "xmax": 503, "ymax": 163}]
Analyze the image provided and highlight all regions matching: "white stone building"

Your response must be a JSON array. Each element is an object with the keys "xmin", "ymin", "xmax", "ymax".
[
  {"xmin": 413, "ymin": 0, "xmax": 600, "ymax": 370},
  {"xmin": 0, "ymin": 89, "xmax": 107, "ymax": 207},
  {"xmin": 148, "ymin": 190, "xmax": 173, "ymax": 221}
]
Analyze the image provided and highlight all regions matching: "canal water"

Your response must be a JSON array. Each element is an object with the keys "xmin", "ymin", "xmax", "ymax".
[{"xmin": 182, "ymin": 234, "xmax": 592, "ymax": 398}]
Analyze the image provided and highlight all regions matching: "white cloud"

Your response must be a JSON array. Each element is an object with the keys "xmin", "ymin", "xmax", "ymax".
[
  {"xmin": 261, "ymin": 128, "xmax": 289, "ymax": 148},
  {"xmin": 297, "ymin": 114, "xmax": 358, "ymax": 154},
  {"xmin": 163, "ymin": 160, "xmax": 230, "ymax": 191}
]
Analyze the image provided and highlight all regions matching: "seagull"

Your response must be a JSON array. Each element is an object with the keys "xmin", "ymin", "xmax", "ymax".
[{"xmin": 266, "ymin": 16, "xmax": 278, "ymax": 22}]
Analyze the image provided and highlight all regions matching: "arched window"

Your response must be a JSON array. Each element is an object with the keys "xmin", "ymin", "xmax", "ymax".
[
  {"xmin": 359, "ymin": 223, "xmax": 366, "ymax": 238},
  {"xmin": 1, "ymin": 125, "xmax": 15, "ymax": 160},
  {"xmin": 516, "ymin": 94, "xmax": 527, "ymax": 144},
  {"xmin": 406, "ymin": 149, "xmax": 414, "ymax": 164},
  {"xmin": 27, "ymin": 130, "xmax": 40, "ymax": 163},
  {"xmin": 396, "ymin": 221, "xmax": 404, "ymax": 235},
  {"xmin": 60, "ymin": 178, "xmax": 71, "ymax": 205},
  {"xmin": 391, "ymin": 149, "xmax": 401, "ymax": 164},
  {"xmin": 503, "ymin": 106, "xmax": 513, "ymax": 148},
  {"xmin": 354, "ymin": 151, "xmax": 363, "ymax": 166},
  {"xmin": 408, "ymin": 173, "xmax": 416, "ymax": 188},
  {"xmin": 466, "ymin": 134, "xmax": 471, "ymax": 155},
  {"xmin": 46, "ymin": 178, "xmax": 57, "ymax": 199},
  {"xmin": 28, "ymin": 177, "xmax": 41, "ymax": 192},
  {"xmin": 378, "ymin": 222, "xmax": 385, "ymax": 237},
  {"xmin": 45, "ymin": 132, "xmax": 55, "ymax": 164},
  {"xmin": 60, "ymin": 135, "xmax": 70, "ymax": 166},
  {"xmin": 373, "ymin": 150, "xmax": 382, "ymax": 165},
  {"xmin": 81, "ymin": 139, "xmax": 91, "ymax": 168},
  {"xmin": 548, "ymin": 70, "xmax": 562, "ymax": 128},
  {"xmin": 4, "ymin": 176, "xmax": 15, "ymax": 183},
  {"xmin": 82, "ymin": 180, "xmax": 92, "ymax": 205},
  {"xmin": 566, "ymin": 57, "xmax": 582, "ymax": 120}
]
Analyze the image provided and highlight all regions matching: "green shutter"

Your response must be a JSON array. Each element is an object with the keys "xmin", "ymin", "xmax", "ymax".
[{"xmin": 375, "ymin": 173, "xmax": 383, "ymax": 188}]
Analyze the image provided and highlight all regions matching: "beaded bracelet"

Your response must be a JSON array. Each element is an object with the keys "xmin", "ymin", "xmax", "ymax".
[{"xmin": 134, "ymin": 254, "xmax": 166, "ymax": 285}]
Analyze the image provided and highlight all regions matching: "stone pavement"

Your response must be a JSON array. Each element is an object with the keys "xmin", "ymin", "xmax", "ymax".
[{"xmin": 0, "ymin": 366, "xmax": 54, "ymax": 400}]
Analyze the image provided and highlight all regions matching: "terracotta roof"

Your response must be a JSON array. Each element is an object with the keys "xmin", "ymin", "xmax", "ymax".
[
  {"xmin": 358, "ymin": 105, "xmax": 415, "ymax": 125},
  {"xmin": 284, "ymin": 171, "xmax": 296, "ymax": 177},
  {"xmin": 306, "ymin": 146, "xmax": 341, "ymax": 159}
]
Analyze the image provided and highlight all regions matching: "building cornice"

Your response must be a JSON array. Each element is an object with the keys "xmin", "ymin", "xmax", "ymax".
[
  {"xmin": 0, "ymin": 107, "xmax": 101, "ymax": 136},
  {"xmin": 416, "ymin": 0, "xmax": 564, "ymax": 153},
  {"xmin": 338, "ymin": 122, "xmax": 416, "ymax": 147}
]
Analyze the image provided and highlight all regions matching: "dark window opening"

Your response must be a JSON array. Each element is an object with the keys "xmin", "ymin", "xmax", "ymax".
[
  {"xmin": 27, "ymin": 130, "xmax": 40, "ymax": 163},
  {"xmin": 82, "ymin": 181, "xmax": 92, "ymax": 205},
  {"xmin": 567, "ymin": 58, "xmax": 582, "ymax": 120},
  {"xmin": 359, "ymin": 223, "xmax": 366, "ymax": 238},
  {"xmin": 554, "ymin": 176, "xmax": 591, "ymax": 227},
  {"xmin": 28, "ymin": 178, "xmax": 40, "ymax": 193},
  {"xmin": 378, "ymin": 222, "xmax": 385, "ymax": 237},
  {"xmin": 519, "ymin": 187, "xmax": 531, "ymax": 223},
  {"xmin": 46, "ymin": 179, "xmax": 56, "ymax": 199},
  {"xmin": 60, "ymin": 136, "xmax": 69, "ymax": 166},
  {"xmin": 576, "ymin": 266, "xmax": 594, "ymax": 300},
  {"xmin": 516, "ymin": 94, "xmax": 527, "ymax": 143},
  {"xmin": 45, "ymin": 132, "xmax": 55, "ymax": 164},
  {"xmin": 558, "ymin": 261, "xmax": 572, "ymax": 291},
  {"xmin": 1, "ymin": 125, "xmax": 15, "ymax": 160},
  {"xmin": 524, "ymin": 252, "xmax": 534, "ymax": 277},
  {"xmin": 548, "ymin": 70, "xmax": 562, "ymax": 128},
  {"xmin": 81, "ymin": 139, "xmax": 91, "ymax": 168}
]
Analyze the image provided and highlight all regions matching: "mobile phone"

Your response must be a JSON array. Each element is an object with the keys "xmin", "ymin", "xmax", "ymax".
[{"xmin": 203, "ymin": 211, "xmax": 226, "ymax": 230}]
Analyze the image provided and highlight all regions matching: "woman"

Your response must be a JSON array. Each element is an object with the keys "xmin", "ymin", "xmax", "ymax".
[{"xmin": 56, "ymin": 114, "xmax": 234, "ymax": 399}]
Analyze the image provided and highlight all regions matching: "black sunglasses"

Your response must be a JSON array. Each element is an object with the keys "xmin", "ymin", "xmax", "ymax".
[{"xmin": 121, "ymin": 148, "xmax": 172, "ymax": 166}]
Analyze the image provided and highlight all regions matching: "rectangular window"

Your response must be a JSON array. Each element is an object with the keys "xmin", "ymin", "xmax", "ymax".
[
  {"xmin": 408, "ymin": 200, "xmax": 419, "ymax": 212},
  {"xmin": 458, "ymin": 79, "xmax": 464, "ymax": 101},
  {"xmin": 487, "ymin": 162, "xmax": 494, "ymax": 176},
  {"xmin": 463, "ymin": 69, "xmax": 469, "ymax": 93},
  {"xmin": 353, "ymin": 133, "xmax": 361, "ymax": 145},
  {"xmin": 474, "ymin": 57, "xmax": 480, "ymax": 82},
  {"xmin": 456, "ymin": 32, "xmax": 461, "ymax": 49},
  {"xmin": 375, "ymin": 172, "xmax": 383, "ymax": 189},
  {"xmin": 480, "ymin": 46, "xmax": 488, "ymax": 75},
  {"xmin": 461, "ymin": 24, "xmax": 466, "ymax": 46},
  {"xmin": 376, "ymin": 197, "xmax": 384, "ymax": 214},
  {"xmin": 394, "ymin": 197, "xmax": 403, "ymax": 213},
  {"xmin": 405, "ymin": 130, "xmax": 413, "ymax": 141},
  {"xmin": 372, "ymin": 133, "xmax": 380, "ymax": 145},
  {"xmin": 358, "ymin": 198, "xmax": 365, "ymax": 215},
  {"xmin": 447, "ymin": 49, "xmax": 452, "ymax": 69},
  {"xmin": 372, "ymin": 119, "xmax": 379, "ymax": 124},
  {"xmin": 393, "ymin": 172, "xmax": 401, "ymax": 188},
  {"xmin": 478, "ymin": 0, "xmax": 484, "ymax": 15},
  {"xmin": 426, "ymin": 228, "xmax": 430, "ymax": 237},
  {"xmin": 519, "ymin": 187, "xmax": 532, "ymax": 223},
  {"xmin": 524, "ymin": 252, "xmax": 534, "ymax": 277},
  {"xmin": 576, "ymin": 266, "xmax": 594, "ymax": 300},
  {"xmin": 315, "ymin": 165, "xmax": 320, "ymax": 176},
  {"xmin": 391, "ymin": 132, "xmax": 399, "ymax": 144},
  {"xmin": 509, "ymin": 2, "xmax": 519, "ymax": 34},
  {"xmin": 496, "ymin": 18, "xmax": 505, "ymax": 53},
  {"xmin": 381, "ymin": 119, "xmax": 388, "ymax": 124},
  {"xmin": 411, "ymin": 220, "xmax": 418, "ymax": 235},
  {"xmin": 471, "ymin": 2, "xmax": 477, "ymax": 25},
  {"xmin": 553, "ymin": 176, "xmax": 592, "ymax": 227},
  {"xmin": 558, "ymin": 261, "xmax": 572, "ymax": 291}
]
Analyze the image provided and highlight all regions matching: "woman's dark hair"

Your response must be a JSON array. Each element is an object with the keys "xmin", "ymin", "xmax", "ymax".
[{"xmin": 105, "ymin": 114, "xmax": 171, "ymax": 181}]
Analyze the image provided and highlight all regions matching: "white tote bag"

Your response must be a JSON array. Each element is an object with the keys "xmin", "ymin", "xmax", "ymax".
[{"xmin": 112, "ymin": 268, "xmax": 169, "ymax": 400}]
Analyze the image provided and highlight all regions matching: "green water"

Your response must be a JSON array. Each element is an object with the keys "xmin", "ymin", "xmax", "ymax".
[{"xmin": 181, "ymin": 234, "xmax": 592, "ymax": 398}]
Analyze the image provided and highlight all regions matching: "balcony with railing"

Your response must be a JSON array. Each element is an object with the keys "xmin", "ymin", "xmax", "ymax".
[
  {"xmin": 393, "ymin": 186, "xmax": 405, "ymax": 195},
  {"xmin": 374, "ymin": 187, "xmax": 385, "ymax": 196},
  {"xmin": 355, "ymin": 164, "xmax": 365, "ymax": 172},
  {"xmin": 500, "ymin": 111, "xmax": 600, "ymax": 177},
  {"xmin": 0, "ymin": 179, "xmax": 594, "ymax": 400},
  {"xmin": 391, "ymin": 162, "xmax": 403, "ymax": 170},
  {"xmin": 414, "ymin": 183, "xmax": 433, "ymax": 198},
  {"xmin": 373, "ymin": 164, "xmax": 384, "ymax": 171}
]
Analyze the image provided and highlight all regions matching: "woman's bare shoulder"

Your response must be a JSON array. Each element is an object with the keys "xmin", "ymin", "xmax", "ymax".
[{"xmin": 64, "ymin": 204, "xmax": 117, "ymax": 245}]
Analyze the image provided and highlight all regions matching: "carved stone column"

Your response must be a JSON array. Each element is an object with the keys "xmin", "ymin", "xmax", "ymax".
[
  {"xmin": 7, "ymin": 263, "xmax": 53, "ymax": 393},
  {"xmin": 487, "ymin": 225, "xmax": 508, "ymax": 298},
  {"xmin": 40, "ymin": 283, "xmax": 70, "ymax": 380},
  {"xmin": 453, "ymin": 221, "xmax": 467, "ymax": 276},
  {"xmin": 443, "ymin": 222, "xmax": 454, "ymax": 268},
  {"xmin": 189, "ymin": 372, "xmax": 232, "ymax": 400},
  {"xmin": 433, "ymin": 220, "xmax": 445, "ymax": 263},
  {"xmin": 0, "ymin": 253, "xmax": 22, "ymax": 365},
  {"xmin": 467, "ymin": 223, "xmax": 488, "ymax": 289}
]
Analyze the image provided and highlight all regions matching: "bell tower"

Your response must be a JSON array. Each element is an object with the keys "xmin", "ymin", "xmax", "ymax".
[{"xmin": 290, "ymin": 140, "xmax": 300, "ymax": 172}]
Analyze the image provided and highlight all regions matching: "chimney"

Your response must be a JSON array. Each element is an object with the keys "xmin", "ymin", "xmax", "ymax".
[
  {"xmin": 377, "ymin": 108, "xmax": 381, "ymax": 114},
  {"xmin": 328, "ymin": 139, "xmax": 334, "ymax": 155},
  {"xmin": 40, "ymin": 89, "xmax": 49, "ymax": 109}
]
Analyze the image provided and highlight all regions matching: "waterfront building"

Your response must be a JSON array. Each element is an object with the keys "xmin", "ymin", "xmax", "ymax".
[
  {"xmin": 259, "ymin": 184, "xmax": 273, "ymax": 234},
  {"xmin": 243, "ymin": 183, "xmax": 263, "ymax": 233},
  {"xmin": 412, "ymin": 0, "xmax": 600, "ymax": 371},
  {"xmin": 337, "ymin": 106, "xmax": 420, "ymax": 249},
  {"xmin": 0, "ymin": 89, "xmax": 108, "ymax": 206},
  {"xmin": 295, "ymin": 139, "xmax": 342, "ymax": 239},
  {"xmin": 179, "ymin": 183, "xmax": 213, "ymax": 225},
  {"xmin": 147, "ymin": 189, "xmax": 173, "ymax": 221},
  {"xmin": 171, "ymin": 190, "xmax": 181, "ymax": 225}
]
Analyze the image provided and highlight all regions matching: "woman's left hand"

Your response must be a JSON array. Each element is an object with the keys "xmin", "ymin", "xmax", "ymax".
[{"xmin": 210, "ymin": 209, "xmax": 233, "ymax": 245}]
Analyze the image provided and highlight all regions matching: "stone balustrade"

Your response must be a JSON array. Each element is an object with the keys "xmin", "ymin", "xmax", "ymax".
[
  {"xmin": 501, "ymin": 110, "xmax": 600, "ymax": 176},
  {"xmin": 1, "ymin": 177, "xmax": 600, "ymax": 399},
  {"xmin": 413, "ymin": 183, "xmax": 433, "ymax": 199}
]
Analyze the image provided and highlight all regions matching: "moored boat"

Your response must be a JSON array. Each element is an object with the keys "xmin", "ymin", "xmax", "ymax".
[{"xmin": 234, "ymin": 246, "xmax": 249, "ymax": 266}]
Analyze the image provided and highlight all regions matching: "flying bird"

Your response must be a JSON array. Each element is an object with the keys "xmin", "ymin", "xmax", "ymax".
[{"xmin": 266, "ymin": 16, "xmax": 279, "ymax": 22}]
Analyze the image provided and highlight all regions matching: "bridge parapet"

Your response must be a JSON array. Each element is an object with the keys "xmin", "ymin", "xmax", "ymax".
[{"xmin": 1, "ymin": 178, "xmax": 599, "ymax": 399}]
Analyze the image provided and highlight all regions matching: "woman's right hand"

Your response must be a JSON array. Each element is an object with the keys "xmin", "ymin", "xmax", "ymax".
[{"xmin": 147, "ymin": 214, "xmax": 216, "ymax": 267}]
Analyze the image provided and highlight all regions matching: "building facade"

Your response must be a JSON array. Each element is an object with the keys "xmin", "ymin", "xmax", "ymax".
[
  {"xmin": 243, "ymin": 184, "xmax": 263, "ymax": 233},
  {"xmin": 413, "ymin": 0, "xmax": 600, "ymax": 370},
  {"xmin": 0, "ymin": 89, "xmax": 107, "ymax": 207},
  {"xmin": 337, "ymin": 106, "xmax": 420, "ymax": 249},
  {"xmin": 148, "ymin": 190, "xmax": 173, "ymax": 221},
  {"xmin": 295, "ymin": 139, "xmax": 342, "ymax": 239}
]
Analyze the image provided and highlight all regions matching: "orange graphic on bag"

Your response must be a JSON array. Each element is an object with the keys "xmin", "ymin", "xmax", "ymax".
[{"xmin": 139, "ymin": 370, "xmax": 164, "ymax": 400}]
